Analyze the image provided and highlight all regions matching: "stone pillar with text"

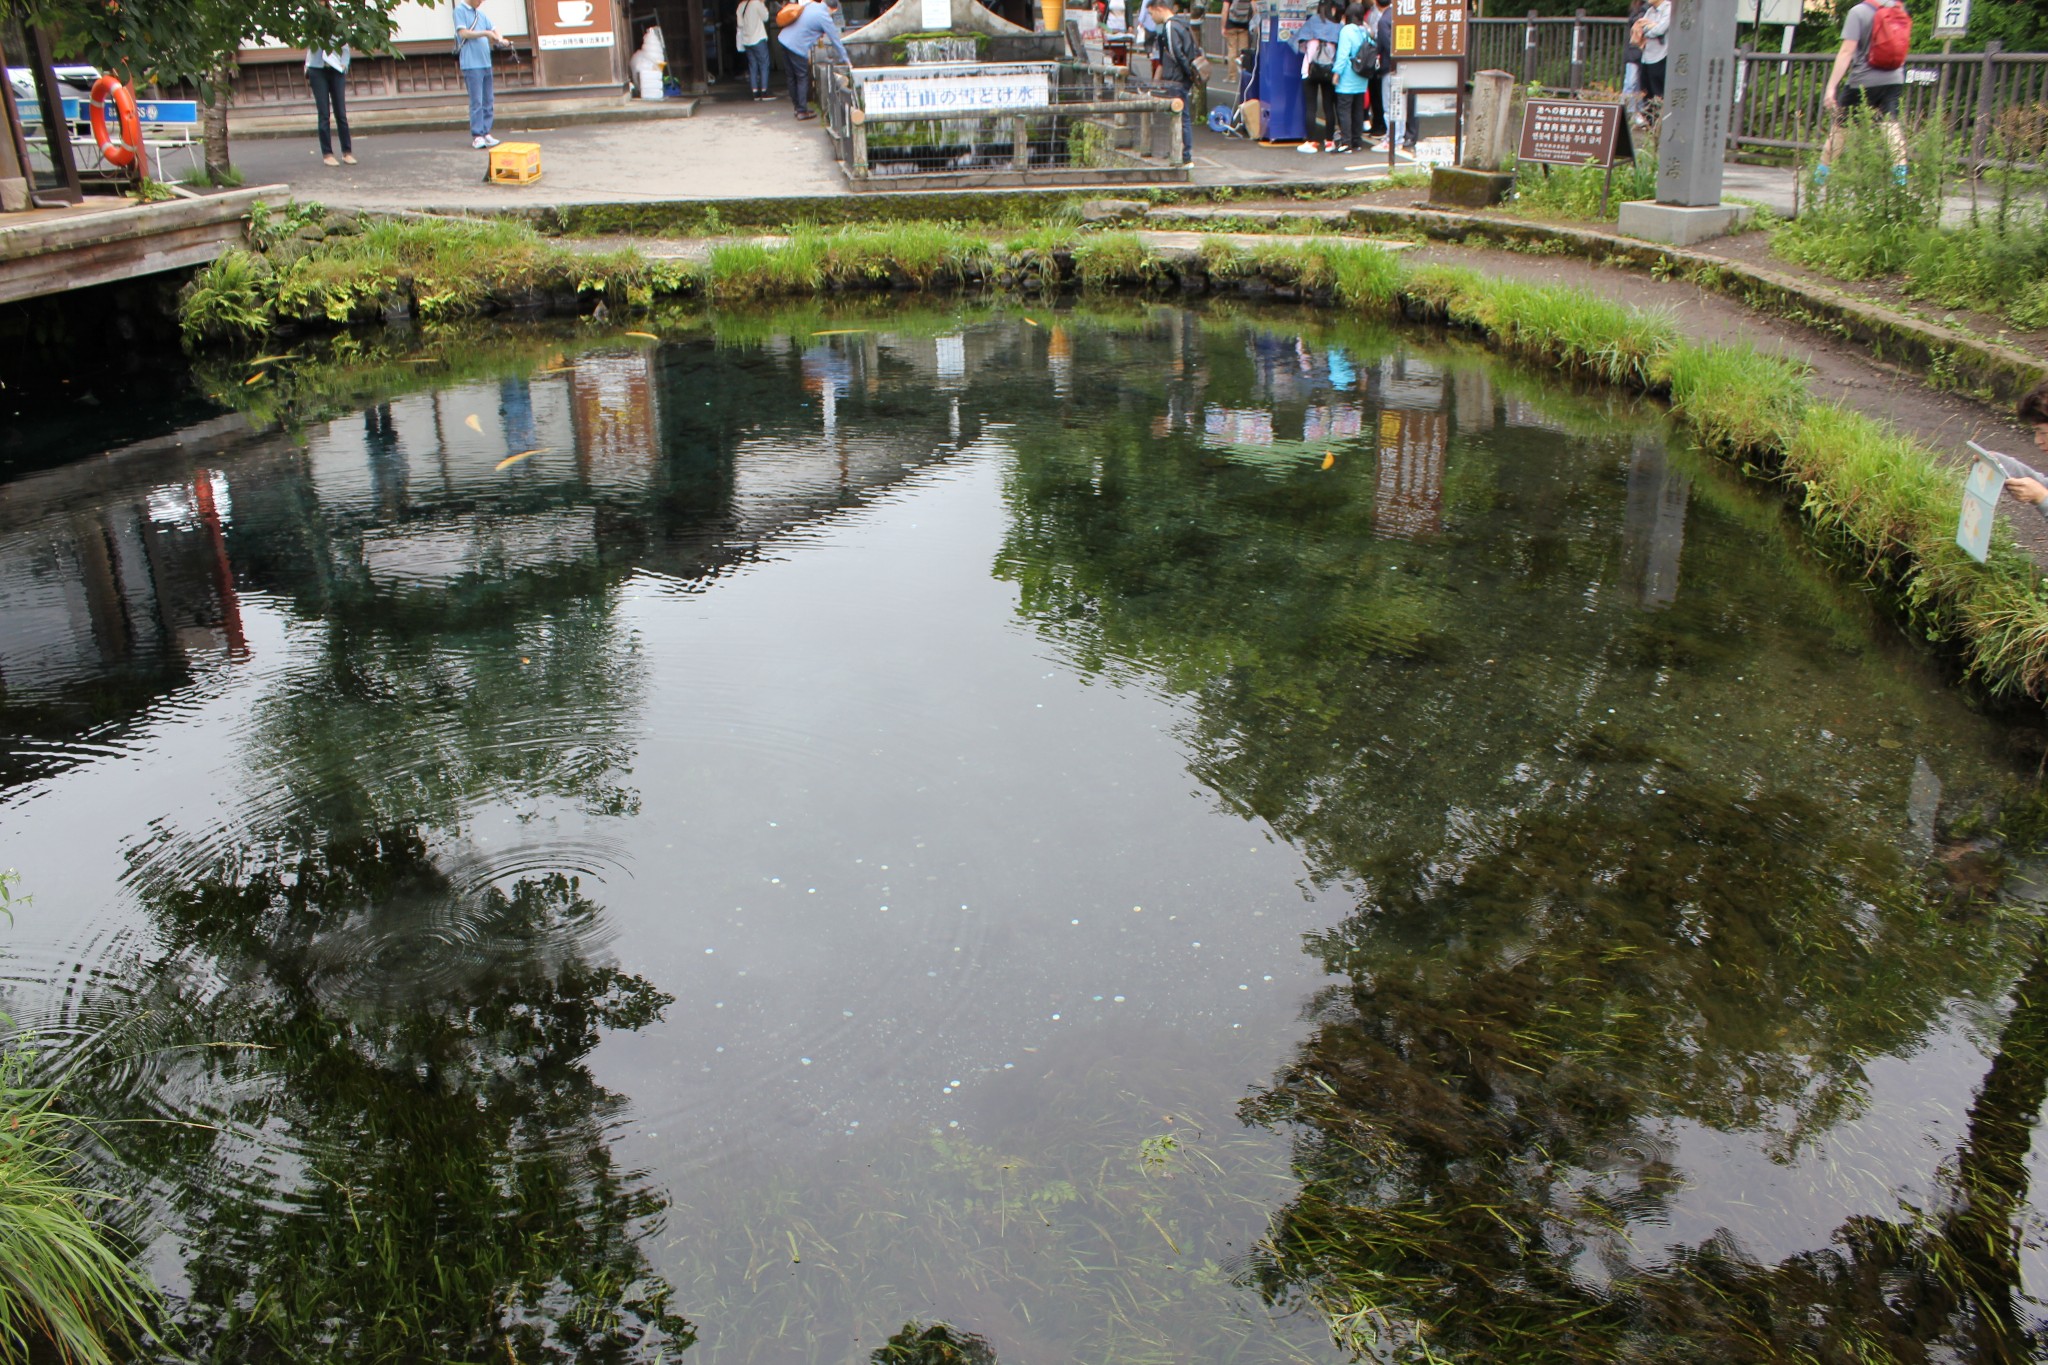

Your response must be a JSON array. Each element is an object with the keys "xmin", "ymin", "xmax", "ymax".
[{"xmin": 1615, "ymin": 0, "xmax": 1754, "ymax": 245}]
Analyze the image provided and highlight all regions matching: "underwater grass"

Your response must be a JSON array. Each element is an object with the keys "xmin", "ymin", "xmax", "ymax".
[{"xmin": 0, "ymin": 874, "xmax": 158, "ymax": 1365}]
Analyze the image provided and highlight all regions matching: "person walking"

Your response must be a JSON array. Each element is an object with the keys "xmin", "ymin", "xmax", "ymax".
[
  {"xmin": 1632, "ymin": 0, "xmax": 1669, "ymax": 130},
  {"xmin": 1295, "ymin": 0, "xmax": 1341, "ymax": 154},
  {"xmin": 778, "ymin": 0, "xmax": 850, "ymax": 120},
  {"xmin": 1331, "ymin": 2, "xmax": 1371, "ymax": 155},
  {"xmin": 1620, "ymin": 0, "xmax": 1646, "ymax": 124},
  {"xmin": 305, "ymin": 44, "xmax": 355, "ymax": 165},
  {"xmin": 1366, "ymin": 0, "xmax": 1393, "ymax": 140},
  {"xmin": 1819, "ymin": 0, "xmax": 1911, "ymax": 186},
  {"xmin": 1143, "ymin": 0, "xmax": 1201, "ymax": 165},
  {"xmin": 737, "ymin": 0, "xmax": 772, "ymax": 99},
  {"xmin": 1221, "ymin": 0, "xmax": 1254, "ymax": 73},
  {"xmin": 453, "ymin": 0, "xmax": 515, "ymax": 149}
]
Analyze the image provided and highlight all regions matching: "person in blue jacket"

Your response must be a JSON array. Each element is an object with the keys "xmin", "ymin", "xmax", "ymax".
[
  {"xmin": 1294, "ymin": 0, "xmax": 1342, "ymax": 153},
  {"xmin": 1331, "ymin": 2, "xmax": 1372, "ymax": 155},
  {"xmin": 779, "ymin": 0, "xmax": 851, "ymax": 120}
]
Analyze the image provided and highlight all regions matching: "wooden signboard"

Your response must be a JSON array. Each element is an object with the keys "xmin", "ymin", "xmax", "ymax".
[
  {"xmin": 1388, "ymin": 0, "xmax": 1466, "ymax": 57},
  {"xmin": 1516, "ymin": 98, "xmax": 1633, "ymax": 211}
]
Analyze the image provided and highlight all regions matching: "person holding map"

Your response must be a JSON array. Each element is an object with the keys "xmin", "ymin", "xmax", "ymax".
[{"xmin": 1993, "ymin": 380, "xmax": 2048, "ymax": 510}]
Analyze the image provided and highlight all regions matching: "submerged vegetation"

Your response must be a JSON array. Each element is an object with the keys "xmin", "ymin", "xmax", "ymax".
[{"xmin": 0, "ymin": 873, "xmax": 157, "ymax": 1365}]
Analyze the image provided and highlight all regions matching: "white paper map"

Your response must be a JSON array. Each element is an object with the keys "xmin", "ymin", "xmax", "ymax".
[{"xmin": 1957, "ymin": 441, "xmax": 2040, "ymax": 564}]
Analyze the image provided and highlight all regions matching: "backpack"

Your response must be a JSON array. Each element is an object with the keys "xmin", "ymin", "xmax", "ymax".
[
  {"xmin": 1167, "ymin": 18, "xmax": 1211, "ymax": 85},
  {"xmin": 1348, "ymin": 28, "xmax": 1376, "ymax": 77},
  {"xmin": 1226, "ymin": 0, "xmax": 1253, "ymax": 26},
  {"xmin": 1863, "ymin": 0, "xmax": 1910, "ymax": 70}
]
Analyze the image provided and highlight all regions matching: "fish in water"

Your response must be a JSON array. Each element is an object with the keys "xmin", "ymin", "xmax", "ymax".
[
  {"xmin": 1322, "ymin": 451, "xmax": 1335, "ymax": 470},
  {"xmin": 495, "ymin": 448, "xmax": 545, "ymax": 471},
  {"xmin": 464, "ymin": 414, "xmax": 483, "ymax": 433}
]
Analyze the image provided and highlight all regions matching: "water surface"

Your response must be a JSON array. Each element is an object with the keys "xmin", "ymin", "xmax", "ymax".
[{"xmin": 0, "ymin": 305, "xmax": 2041, "ymax": 1364}]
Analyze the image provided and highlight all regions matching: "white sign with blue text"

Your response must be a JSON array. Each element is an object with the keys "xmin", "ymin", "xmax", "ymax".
[{"xmin": 862, "ymin": 73, "xmax": 1051, "ymax": 115}]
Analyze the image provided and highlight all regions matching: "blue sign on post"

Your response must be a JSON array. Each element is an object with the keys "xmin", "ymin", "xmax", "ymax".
[{"xmin": 15, "ymin": 96, "xmax": 198, "ymax": 125}]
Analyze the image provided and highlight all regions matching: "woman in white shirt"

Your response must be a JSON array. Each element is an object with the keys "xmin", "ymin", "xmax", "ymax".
[
  {"xmin": 736, "ymin": 0, "xmax": 772, "ymax": 100},
  {"xmin": 305, "ymin": 45, "xmax": 355, "ymax": 165},
  {"xmin": 1632, "ymin": 0, "xmax": 1670, "ymax": 121}
]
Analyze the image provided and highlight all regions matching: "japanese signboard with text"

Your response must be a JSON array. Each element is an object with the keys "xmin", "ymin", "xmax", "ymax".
[
  {"xmin": 1389, "ymin": 0, "xmax": 1465, "ymax": 59},
  {"xmin": 1517, "ymin": 99, "xmax": 1631, "ymax": 167}
]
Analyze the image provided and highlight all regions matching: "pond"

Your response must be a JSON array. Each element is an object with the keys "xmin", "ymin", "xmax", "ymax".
[{"xmin": 1, "ymin": 303, "xmax": 2044, "ymax": 1364}]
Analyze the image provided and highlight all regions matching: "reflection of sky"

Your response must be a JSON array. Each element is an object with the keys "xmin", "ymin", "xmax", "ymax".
[{"xmin": 0, "ymin": 315, "xmax": 2041, "ymax": 1358}]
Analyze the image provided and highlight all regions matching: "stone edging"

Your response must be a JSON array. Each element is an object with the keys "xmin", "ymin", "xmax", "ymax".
[{"xmin": 442, "ymin": 183, "xmax": 2044, "ymax": 409}]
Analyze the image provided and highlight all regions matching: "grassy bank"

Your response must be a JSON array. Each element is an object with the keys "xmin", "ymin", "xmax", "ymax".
[
  {"xmin": 181, "ymin": 212, "xmax": 2048, "ymax": 701},
  {"xmin": 1776, "ymin": 117, "xmax": 2048, "ymax": 332}
]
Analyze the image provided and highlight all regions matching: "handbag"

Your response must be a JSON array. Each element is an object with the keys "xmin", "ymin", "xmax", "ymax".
[{"xmin": 777, "ymin": 2, "xmax": 805, "ymax": 24}]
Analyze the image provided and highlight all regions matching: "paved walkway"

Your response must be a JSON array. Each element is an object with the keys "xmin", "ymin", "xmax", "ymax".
[{"xmin": 229, "ymin": 92, "xmax": 1462, "ymax": 210}]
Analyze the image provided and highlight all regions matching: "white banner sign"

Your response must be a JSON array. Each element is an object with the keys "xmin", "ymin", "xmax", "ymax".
[
  {"xmin": 1934, "ymin": 0, "xmax": 1969, "ymax": 35},
  {"xmin": 538, "ymin": 30, "xmax": 615, "ymax": 47},
  {"xmin": 862, "ymin": 72, "xmax": 1051, "ymax": 114}
]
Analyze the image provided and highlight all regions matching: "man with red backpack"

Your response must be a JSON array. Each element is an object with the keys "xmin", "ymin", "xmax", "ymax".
[{"xmin": 1818, "ymin": 0, "xmax": 1911, "ymax": 187}]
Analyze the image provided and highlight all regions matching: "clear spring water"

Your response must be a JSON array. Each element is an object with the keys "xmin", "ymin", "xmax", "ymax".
[{"xmin": 0, "ymin": 304, "xmax": 2043, "ymax": 1364}]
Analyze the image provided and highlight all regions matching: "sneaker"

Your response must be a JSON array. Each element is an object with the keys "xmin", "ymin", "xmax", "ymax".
[
  {"xmin": 482, "ymin": 135, "xmax": 501, "ymax": 148},
  {"xmin": 1297, "ymin": 140, "xmax": 1321, "ymax": 154},
  {"xmin": 472, "ymin": 136, "xmax": 488, "ymax": 149}
]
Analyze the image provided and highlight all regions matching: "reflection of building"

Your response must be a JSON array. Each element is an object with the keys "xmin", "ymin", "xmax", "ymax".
[
  {"xmin": 1620, "ymin": 438, "xmax": 1690, "ymax": 609},
  {"xmin": 1374, "ymin": 410, "xmax": 1448, "ymax": 541},
  {"xmin": 0, "ymin": 329, "xmax": 986, "ymax": 793}
]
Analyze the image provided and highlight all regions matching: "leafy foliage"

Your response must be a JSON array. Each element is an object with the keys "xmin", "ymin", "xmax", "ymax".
[{"xmin": 0, "ymin": 0, "xmax": 405, "ymax": 93}]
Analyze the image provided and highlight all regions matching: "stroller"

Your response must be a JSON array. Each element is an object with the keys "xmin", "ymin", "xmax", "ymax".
[{"xmin": 1206, "ymin": 38, "xmax": 1259, "ymax": 139}]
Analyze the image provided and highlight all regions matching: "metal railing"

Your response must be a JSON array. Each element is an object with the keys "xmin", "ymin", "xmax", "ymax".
[
  {"xmin": 821, "ymin": 59, "xmax": 1189, "ymax": 184},
  {"xmin": 1465, "ymin": 15, "xmax": 2048, "ymax": 169},
  {"xmin": 1730, "ymin": 45, "xmax": 2048, "ymax": 168}
]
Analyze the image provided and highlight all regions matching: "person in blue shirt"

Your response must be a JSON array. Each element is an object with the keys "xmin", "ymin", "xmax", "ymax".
[
  {"xmin": 1331, "ymin": 2, "xmax": 1371, "ymax": 155},
  {"xmin": 453, "ymin": 0, "xmax": 516, "ymax": 149},
  {"xmin": 778, "ymin": 0, "xmax": 851, "ymax": 120}
]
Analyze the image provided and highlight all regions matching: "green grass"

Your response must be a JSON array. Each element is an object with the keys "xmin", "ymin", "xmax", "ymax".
[
  {"xmin": 1774, "ymin": 116, "xmax": 2048, "ymax": 331},
  {"xmin": 1505, "ymin": 152, "xmax": 1658, "ymax": 222},
  {"xmin": 0, "ymin": 872, "xmax": 159, "ymax": 1365}
]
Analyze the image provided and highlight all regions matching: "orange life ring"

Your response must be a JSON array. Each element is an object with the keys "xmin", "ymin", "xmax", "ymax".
[{"xmin": 89, "ymin": 75, "xmax": 143, "ymax": 170}]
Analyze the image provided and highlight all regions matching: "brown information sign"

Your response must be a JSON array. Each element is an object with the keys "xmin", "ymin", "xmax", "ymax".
[
  {"xmin": 1389, "ymin": 0, "xmax": 1467, "ymax": 58},
  {"xmin": 1517, "ymin": 99, "xmax": 1631, "ymax": 167}
]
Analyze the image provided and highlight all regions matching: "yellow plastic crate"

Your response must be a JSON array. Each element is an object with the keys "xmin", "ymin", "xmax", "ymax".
[{"xmin": 488, "ymin": 142, "xmax": 542, "ymax": 186}]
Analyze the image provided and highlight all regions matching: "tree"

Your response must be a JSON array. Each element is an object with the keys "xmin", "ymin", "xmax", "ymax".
[{"xmin": 0, "ymin": 0, "xmax": 406, "ymax": 175}]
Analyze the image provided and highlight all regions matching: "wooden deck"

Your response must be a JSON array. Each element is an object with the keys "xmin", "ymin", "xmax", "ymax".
[{"xmin": 0, "ymin": 186, "xmax": 286, "ymax": 307}]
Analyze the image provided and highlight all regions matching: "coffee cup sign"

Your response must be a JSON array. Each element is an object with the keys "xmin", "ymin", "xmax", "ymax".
[{"xmin": 535, "ymin": 0, "xmax": 616, "ymax": 52}]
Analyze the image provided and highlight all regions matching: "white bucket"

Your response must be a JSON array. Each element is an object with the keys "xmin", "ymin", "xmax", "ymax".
[{"xmin": 639, "ymin": 68, "xmax": 664, "ymax": 100}]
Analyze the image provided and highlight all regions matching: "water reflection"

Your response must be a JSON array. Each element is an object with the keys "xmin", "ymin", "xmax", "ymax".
[{"xmin": 0, "ymin": 308, "xmax": 2041, "ymax": 1362}]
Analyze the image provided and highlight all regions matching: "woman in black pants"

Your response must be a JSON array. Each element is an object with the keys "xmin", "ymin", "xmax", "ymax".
[
  {"xmin": 305, "ymin": 45, "xmax": 355, "ymax": 166},
  {"xmin": 1295, "ymin": 0, "xmax": 1343, "ymax": 153}
]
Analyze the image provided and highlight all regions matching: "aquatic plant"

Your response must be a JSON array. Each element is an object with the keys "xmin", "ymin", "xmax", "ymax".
[{"xmin": 0, "ymin": 873, "xmax": 159, "ymax": 1365}]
